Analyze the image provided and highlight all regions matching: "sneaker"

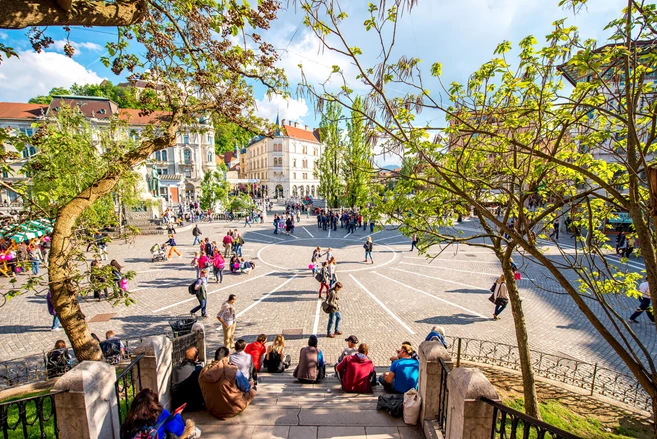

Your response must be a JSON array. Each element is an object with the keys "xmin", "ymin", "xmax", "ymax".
[
  {"xmin": 335, "ymin": 331, "xmax": 343, "ymax": 335},
  {"xmin": 628, "ymin": 319, "xmax": 638, "ymax": 324}
]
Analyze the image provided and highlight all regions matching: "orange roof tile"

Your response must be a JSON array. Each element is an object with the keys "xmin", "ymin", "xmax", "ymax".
[
  {"xmin": 118, "ymin": 109, "xmax": 170, "ymax": 125},
  {"xmin": 0, "ymin": 103, "xmax": 48, "ymax": 120},
  {"xmin": 283, "ymin": 124, "xmax": 320, "ymax": 143}
]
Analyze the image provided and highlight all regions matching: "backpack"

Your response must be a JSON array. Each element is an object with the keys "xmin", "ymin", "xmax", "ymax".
[
  {"xmin": 130, "ymin": 426, "xmax": 158, "ymax": 439},
  {"xmin": 100, "ymin": 340, "xmax": 121, "ymax": 362},
  {"xmin": 188, "ymin": 280, "xmax": 198, "ymax": 295}
]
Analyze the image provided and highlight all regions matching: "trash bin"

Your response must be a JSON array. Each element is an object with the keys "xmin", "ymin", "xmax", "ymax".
[{"xmin": 168, "ymin": 315, "xmax": 198, "ymax": 337}]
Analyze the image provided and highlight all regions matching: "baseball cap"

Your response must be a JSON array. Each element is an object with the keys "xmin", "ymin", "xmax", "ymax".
[{"xmin": 345, "ymin": 335, "xmax": 359, "ymax": 343}]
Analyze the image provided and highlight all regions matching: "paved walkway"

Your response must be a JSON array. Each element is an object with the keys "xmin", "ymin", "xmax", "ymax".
[{"xmin": 0, "ymin": 208, "xmax": 654, "ymax": 375}]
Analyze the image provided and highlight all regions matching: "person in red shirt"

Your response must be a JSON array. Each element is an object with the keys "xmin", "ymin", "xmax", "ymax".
[
  {"xmin": 335, "ymin": 343, "xmax": 375, "ymax": 393},
  {"xmin": 244, "ymin": 334, "xmax": 268, "ymax": 371}
]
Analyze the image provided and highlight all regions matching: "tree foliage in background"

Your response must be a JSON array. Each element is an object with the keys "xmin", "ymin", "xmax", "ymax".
[
  {"xmin": 228, "ymin": 193, "xmax": 255, "ymax": 213},
  {"xmin": 1, "ymin": 0, "xmax": 286, "ymax": 362},
  {"xmin": 299, "ymin": 0, "xmax": 657, "ymax": 424},
  {"xmin": 199, "ymin": 164, "xmax": 230, "ymax": 212},
  {"xmin": 344, "ymin": 96, "xmax": 373, "ymax": 208},
  {"xmin": 213, "ymin": 116, "xmax": 255, "ymax": 155},
  {"xmin": 315, "ymin": 100, "xmax": 345, "ymax": 208},
  {"xmin": 27, "ymin": 81, "xmax": 154, "ymax": 110}
]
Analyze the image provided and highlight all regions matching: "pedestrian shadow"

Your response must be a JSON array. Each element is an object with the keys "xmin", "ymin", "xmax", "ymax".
[
  {"xmin": 415, "ymin": 314, "xmax": 489, "ymax": 325},
  {"xmin": 444, "ymin": 288, "xmax": 489, "ymax": 295}
]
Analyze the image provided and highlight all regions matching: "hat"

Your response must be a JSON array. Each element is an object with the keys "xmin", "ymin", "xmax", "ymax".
[{"xmin": 345, "ymin": 335, "xmax": 359, "ymax": 343}]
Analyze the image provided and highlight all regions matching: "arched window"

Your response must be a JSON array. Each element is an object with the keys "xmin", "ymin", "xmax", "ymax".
[
  {"xmin": 155, "ymin": 151, "xmax": 161, "ymax": 161},
  {"xmin": 184, "ymin": 149, "xmax": 192, "ymax": 164},
  {"xmin": 311, "ymin": 186, "xmax": 315, "ymax": 196},
  {"xmin": 207, "ymin": 150, "xmax": 213, "ymax": 163},
  {"xmin": 302, "ymin": 146, "xmax": 308, "ymax": 154},
  {"xmin": 293, "ymin": 158, "xmax": 297, "ymax": 168},
  {"xmin": 161, "ymin": 150, "xmax": 168, "ymax": 162},
  {"xmin": 292, "ymin": 185, "xmax": 298, "ymax": 196}
]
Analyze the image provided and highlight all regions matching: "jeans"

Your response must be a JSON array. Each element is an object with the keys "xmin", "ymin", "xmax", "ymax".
[
  {"xmin": 235, "ymin": 244, "xmax": 243, "ymax": 257},
  {"xmin": 319, "ymin": 283, "xmax": 329, "ymax": 297},
  {"xmin": 411, "ymin": 241, "xmax": 417, "ymax": 251},
  {"xmin": 213, "ymin": 267, "xmax": 224, "ymax": 283},
  {"xmin": 327, "ymin": 311, "xmax": 341, "ymax": 334},
  {"xmin": 494, "ymin": 303, "xmax": 507, "ymax": 316},
  {"xmin": 191, "ymin": 299, "xmax": 207, "ymax": 316},
  {"xmin": 378, "ymin": 375, "xmax": 401, "ymax": 394},
  {"xmin": 630, "ymin": 298, "xmax": 655, "ymax": 322},
  {"xmin": 370, "ymin": 223, "xmax": 374, "ymax": 233},
  {"xmin": 274, "ymin": 224, "xmax": 278, "ymax": 234},
  {"xmin": 365, "ymin": 251, "xmax": 373, "ymax": 262},
  {"xmin": 245, "ymin": 220, "xmax": 251, "ymax": 227},
  {"xmin": 329, "ymin": 274, "xmax": 336, "ymax": 289},
  {"xmin": 51, "ymin": 315, "xmax": 60, "ymax": 330},
  {"xmin": 31, "ymin": 260, "xmax": 39, "ymax": 275},
  {"xmin": 193, "ymin": 236, "xmax": 201, "ymax": 245}
]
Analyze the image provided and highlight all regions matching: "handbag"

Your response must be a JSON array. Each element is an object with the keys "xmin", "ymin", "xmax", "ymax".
[{"xmin": 488, "ymin": 294, "xmax": 496, "ymax": 303}]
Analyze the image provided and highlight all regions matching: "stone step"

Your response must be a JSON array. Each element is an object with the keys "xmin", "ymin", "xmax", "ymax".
[{"xmin": 191, "ymin": 425, "xmax": 423, "ymax": 439}]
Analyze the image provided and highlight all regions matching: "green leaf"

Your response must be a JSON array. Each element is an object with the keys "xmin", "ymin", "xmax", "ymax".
[{"xmin": 430, "ymin": 62, "xmax": 442, "ymax": 77}]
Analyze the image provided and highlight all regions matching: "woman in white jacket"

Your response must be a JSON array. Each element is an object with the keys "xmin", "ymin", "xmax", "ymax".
[{"xmin": 492, "ymin": 274, "xmax": 510, "ymax": 320}]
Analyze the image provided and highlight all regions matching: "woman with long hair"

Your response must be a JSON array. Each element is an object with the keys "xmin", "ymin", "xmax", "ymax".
[
  {"xmin": 264, "ymin": 334, "xmax": 291, "ymax": 373},
  {"xmin": 120, "ymin": 388, "xmax": 199, "ymax": 439}
]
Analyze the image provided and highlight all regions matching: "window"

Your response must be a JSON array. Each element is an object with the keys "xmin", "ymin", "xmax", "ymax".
[
  {"xmin": 293, "ymin": 172, "xmax": 296, "ymax": 179},
  {"xmin": 183, "ymin": 168, "xmax": 192, "ymax": 178},
  {"xmin": 156, "ymin": 168, "xmax": 168, "ymax": 175},
  {"xmin": 302, "ymin": 159, "xmax": 307, "ymax": 168},
  {"xmin": 302, "ymin": 146, "xmax": 308, "ymax": 154},
  {"xmin": 184, "ymin": 149, "xmax": 192, "ymax": 164},
  {"xmin": 293, "ymin": 158, "xmax": 297, "ymax": 168},
  {"xmin": 314, "ymin": 148, "xmax": 318, "ymax": 156},
  {"xmin": 161, "ymin": 150, "xmax": 167, "ymax": 162},
  {"xmin": 207, "ymin": 151, "xmax": 213, "ymax": 163},
  {"xmin": 208, "ymin": 135, "xmax": 213, "ymax": 145},
  {"xmin": 19, "ymin": 128, "xmax": 34, "ymax": 137},
  {"xmin": 1, "ymin": 171, "xmax": 8, "ymax": 178},
  {"xmin": 183, "ymin": 134, "xmax": 189, "ymax": 144},
  {"xmin": 22, "ymin": 146, "xmax": 36, "ymax": 159},
  {"xmin": 155, "ymin": 151, "xmax": 161, "ymax": 161}
]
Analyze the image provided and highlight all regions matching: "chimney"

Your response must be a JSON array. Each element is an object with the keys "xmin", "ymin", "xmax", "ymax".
[
  {"xmin": 281, "ymin": 119, "xmax": 286, "ymax": 126},
  {"xmin": 294, "ymin": 122, "xmax": 299, "ymax": 128},
  {"xmin": 305, "ymin": 125, "xmax": 309, "ymax": 131}
]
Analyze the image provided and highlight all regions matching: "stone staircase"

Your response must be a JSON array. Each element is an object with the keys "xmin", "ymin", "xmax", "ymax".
[{"xmin": 187, "ymin": 368, "xmax": 424, "ymax": 439}]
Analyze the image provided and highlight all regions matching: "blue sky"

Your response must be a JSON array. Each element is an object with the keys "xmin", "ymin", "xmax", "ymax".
[{"xmin": 0, "ymin": 0, "xmax": 623, "ymax": 140}]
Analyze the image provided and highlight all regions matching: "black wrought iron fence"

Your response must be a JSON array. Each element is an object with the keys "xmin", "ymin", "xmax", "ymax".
[
  {"xmin": 0, "ymin": 389, "xmax": 67, "ymax": 439},
  {"xmin": 171, "ymin": 332, "xmax": 199, "ymax": 366},
  {"xmin": 446, "ymin": 336, "xmax": 652, "ymax": 413},
  {"xmin": 437, "ymin": 358, "xmax": 450, "ymax": 436},
  {"xmin": 115, "ymin": 353, "xmax": 144, "ymax": 425},
  {"xmin": 481, "ymin": 397, "xmax": 583, "ymax": 439},
  {"xmin": 0, "ymin": 352, "xmax": 78, "ymax": 390}
]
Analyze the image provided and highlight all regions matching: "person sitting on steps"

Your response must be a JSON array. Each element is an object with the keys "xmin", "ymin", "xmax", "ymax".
[
  {"xmin": 293, "ymin": 335, "xmax": 326, "ymax": 384},
  {"xmin": 263, "ymin": 334, "xmax": 292, "ymax": 373},
  {"xmin": 378, "ymin": 343, "xmax": 419, "ymax": 394},
  {"xmin": 171, "ymin": 347, "xmax": 205, "ymax": 412},
  {"xmin": 335, "ymin": 343, "xmax": 375, "ymax": 394}
]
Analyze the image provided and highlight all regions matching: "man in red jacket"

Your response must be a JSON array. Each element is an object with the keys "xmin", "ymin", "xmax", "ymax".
[
  {"xmin": 244, "ymin": 334, "xmax": 268, "ymax": 371},
  {"xmin": 335, "ymin": 343, "xmax": 375, "ymax": 393}
]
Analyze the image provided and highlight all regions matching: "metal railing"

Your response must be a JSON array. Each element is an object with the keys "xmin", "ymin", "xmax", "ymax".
[
  {"xmin": 437, "ymin": 358, "xmax": 450, "ymax": 436},
  {"xmin": 447, "ymin": 336, "xmax": 652, "ymax": 413},
  {"xmin": 115, "ymin": 353, "xmax": 144, "ymax": 425},
  {"xmin": 171, "ymin": 332, "xmax": 199, "ymax": 366},
  {"xmin": 0, "ymin": 389, "xmax": 67, "ymax": 439},
  {"xmin": 481, "ymin": 397, "xmax": 583, "ymax": 439},
  {"xmin": 0, "ymin": 352, "xmax": 78, "ymax": 390}
]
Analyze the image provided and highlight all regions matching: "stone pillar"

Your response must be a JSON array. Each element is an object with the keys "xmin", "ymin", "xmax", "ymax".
[
  {"xmin": 446, "ymin": 368, "xmax": 500, "ymax": 439},
  {"xmin": 134, "ymin": 335, "xmax": 173, "ymax": 410},
  {"xmin": 418, "ymin": 340, "xmax": 453, "ymax": 423},
  {"xmin": 192, "ymin": 322, "xmax": 206, "ymax": 363},
  {"xmin": 52, "ymin": 361, "xmax": 120, "ymax": 439}
]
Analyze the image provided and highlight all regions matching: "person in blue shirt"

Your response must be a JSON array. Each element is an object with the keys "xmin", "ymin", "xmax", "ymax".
[
  {"xmin": 378, "ymin": 344, "xmax": 419, "ymax": 394},
  {"xmin": 165, "ymin": 234, "xmax": 181, "ymax": 259},
  {"xmin": 120, "ymin": 388, "xmax": 185, "ymax": 439}
]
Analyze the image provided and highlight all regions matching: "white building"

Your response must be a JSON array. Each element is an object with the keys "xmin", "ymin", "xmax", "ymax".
[
  {"xmin": 245, "ymin": 118, "xmax": 323, "ymax": 199},
  {"xmin": 0, "ymin": 96, "xmax": 217, "ymax": 212}
]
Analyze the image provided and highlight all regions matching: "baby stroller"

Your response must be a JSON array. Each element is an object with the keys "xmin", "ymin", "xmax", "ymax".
[{"xmin": 150, "ymin": 243, "xmax": 167, "ymax": 262}]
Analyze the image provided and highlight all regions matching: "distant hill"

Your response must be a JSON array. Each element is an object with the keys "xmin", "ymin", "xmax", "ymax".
[{"xmin": 380, "ymin": 164, "xmax": 400, "ymax": 171}]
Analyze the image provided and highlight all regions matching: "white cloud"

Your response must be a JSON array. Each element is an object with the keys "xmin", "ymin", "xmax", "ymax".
[
  {"xmin": 52, "ymin": 40, "xmax": 104, "ymax": 56},
  {"xmin": 0, "ymin": 32, "xmax": 8, "ymax": 40},
  {"xmin": 254, "ymin": 94, "xmax": 309, "ymax": 124},
  {"xmin": 0, "ymin": 51, "xmax": 105, "ymax": 102}
]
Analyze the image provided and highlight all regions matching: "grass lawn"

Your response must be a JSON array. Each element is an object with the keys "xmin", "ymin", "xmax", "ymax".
[
  {"xmin": 505, "ymin": 398, "xmax": 653, "ymax": 439},
  {"xmin": 0, "ymin": 390, "xmax": 57, "ymax": 439}
]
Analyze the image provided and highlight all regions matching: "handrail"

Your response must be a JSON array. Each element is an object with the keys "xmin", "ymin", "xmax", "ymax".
[
  {"xmin": 0, "ymin": 389, "xmax": 67, "ymax": 406},
  {"xmin": 115, "ymin": 354, "xmax": 145, "ymax": 382},
  {"xmin": 480, "ymin": 397, "xmax": 583, "ymax": 439}
]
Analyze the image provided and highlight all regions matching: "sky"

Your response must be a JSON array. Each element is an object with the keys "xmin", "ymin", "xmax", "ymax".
[{"xmin": 0, "ymin": 0, "xmax": 625, "ymax": 166}]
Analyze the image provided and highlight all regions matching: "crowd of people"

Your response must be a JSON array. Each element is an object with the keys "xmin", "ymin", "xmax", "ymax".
[{"xmin": 0, "ymin": 236, "xmax": 49, "ymax": 277}]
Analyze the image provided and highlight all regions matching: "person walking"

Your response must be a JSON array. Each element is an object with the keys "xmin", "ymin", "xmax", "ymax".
[
  {"xmin": 326, "ymin": 282, "xmax": 343, "ymax": 338},
  {"xmin": 549, "ymin": 218, "xmax": 560, "ymax": 240},
  {"xmin": 244, "ymin": 214, "xmax": 252, "ymax": 227},
  {"xmin": 629, "ymin": 279, "xmax": 654, "ymax": 323},
  {"xmin": 234, "ymin": 231, "xmax": 244, "ymax": 257},
  {"xmin": 165, "ymin": 234, "xmax": 181, "ymax": 259},
  {"xmin": 491, "ymin": 274, "xmax": 509, "ymax": 320},
  {"xmin": 217, "ymin": 294, "xmax": 237, "ymax": 348},
  {"xmin": 192, "ymin": 224, "xmax": 202, "ymax": 245},
  {"xmin": 363, "ymin": 237, "xmax": 374, "ymax": 264},
  {"xmin": 317, "ymin": 262, "xmax": 330, "ymax": 299},
  {"xmin": 28, "ymin": 243, "xmax": 43, "ymax": 275},
  {"xmin": 410, "ymin": 233, "xmax": 418, "ymax": 252},
  {"xmin": 190, "ymin": 269, "xmax": 208, "ymax": 318},
  {"xmin": 46, "ymin": 290, "xmax": 61, "ymax": 331},
  {"xmin": 273, "ymin": 215, "xmax": 280, "ymax": 235}
]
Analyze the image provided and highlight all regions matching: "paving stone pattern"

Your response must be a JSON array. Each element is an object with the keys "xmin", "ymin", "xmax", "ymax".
[{"xmin": 0, "ymin": 207, "xmax": 654, "ymax": 376}]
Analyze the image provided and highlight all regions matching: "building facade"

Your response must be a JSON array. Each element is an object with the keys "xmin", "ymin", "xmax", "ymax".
[
  {"xmin": 245, "ymin": 119, "xmax": 323, "ymax": 199},
  {"xmin": 0, "ymin": 96, "xmax": 217, "ymax": 211}
]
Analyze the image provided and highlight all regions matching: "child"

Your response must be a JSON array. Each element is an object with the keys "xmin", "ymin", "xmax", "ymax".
[{"xmin": 191, "ymin": 252, "xmax": 200, "ymax": 278}]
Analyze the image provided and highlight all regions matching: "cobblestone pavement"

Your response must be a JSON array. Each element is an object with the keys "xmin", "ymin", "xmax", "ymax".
[{"xmin": 0, "ymin": 207, "xmax": 654, "ymax": 375}]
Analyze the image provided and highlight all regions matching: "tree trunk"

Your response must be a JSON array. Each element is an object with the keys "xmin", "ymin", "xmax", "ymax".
[{"xmin": 500, "ymin": 248, "xmax": 542, "ymax": 419}]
